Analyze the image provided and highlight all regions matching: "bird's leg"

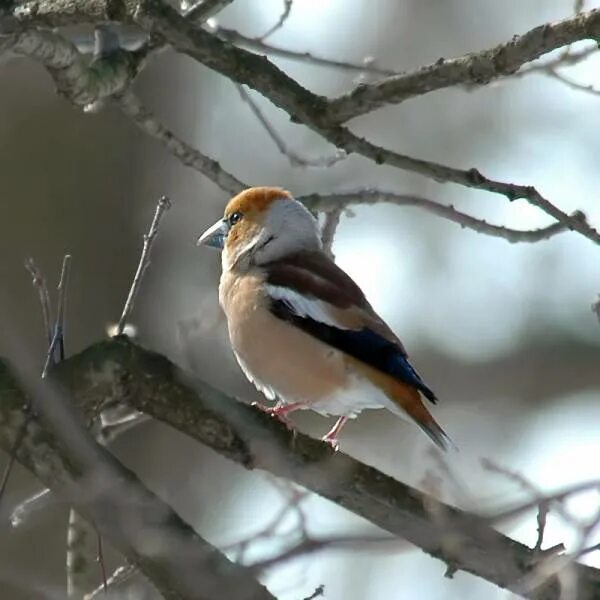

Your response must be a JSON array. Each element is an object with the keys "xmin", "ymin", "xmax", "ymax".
[
  {"xmin": 321, "ymin": 416, "xmax": 349, "ymax": 451},
  {"xmin": 251, "ymin": 400, "xmax": 304, "ymax": 428}
]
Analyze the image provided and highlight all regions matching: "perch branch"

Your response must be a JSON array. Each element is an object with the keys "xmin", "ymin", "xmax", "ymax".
[{"xmin": 1, "ymin": 338, "xmax": 599, "ymax": 599}]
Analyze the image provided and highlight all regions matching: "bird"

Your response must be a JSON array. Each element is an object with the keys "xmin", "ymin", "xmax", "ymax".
[{"xmin": 196, "ymin": 186, "xmax": 452, "ymax": 451}]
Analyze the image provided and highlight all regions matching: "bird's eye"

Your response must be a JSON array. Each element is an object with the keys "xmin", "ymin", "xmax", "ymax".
[{"xmin": 228, "ymin": 211, "xmax": 243, "ymax": 226}]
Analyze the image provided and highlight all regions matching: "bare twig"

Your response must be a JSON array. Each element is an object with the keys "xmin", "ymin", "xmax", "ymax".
[
  {"xmin": 300, "ymin": 190, "xmax": 585, "ymax": 244},
  {"xmin": 592, "ymin": 294, "xmax": 600, "ymax": 323},
  {"xmin": 117, "ymin": 90, "xmax": 245, "ymax": 194},
  {"xmin": 9, "ymin": 487, "xmax": 55, "ymax": 528},
  {"xmin": 257, "ymin": 0, "xmax": 292, "ymax": 41},
  {"xmin": 212, "ymin": 26, "xmax": 399, "ymax": 76},
  {"xmin": 24, "ymin": 258, "xmax": 53, "ymax": 347},
  {"xmin": 236, "ymin": 84, "xmax": 346, "ymax": 168},
  {"xmin": 183, "ymin": 0, "xmax": 236, "ymax": 23},
  {"xmin": 535, "ymin": 502, "xmax": 550, "ymax": 552},
  {"xmin": 320, "ymin": 208, "xmax": 342, "ymax": 258},
  {"xmin": 302, "ymin": 586, "xmax": 325, "ymax": 600},
  {"xmin": 0, "ymin": 418, "xmax": 29, "ymax": 510},
  {"xmin": 41, "ymin": 255, "xmax": 71, "ymax": 378},
  {"xmin": 546, "ymin": 68, "xmax": 600, "ymax": 96},
  {"xmin": 96, "ymin": 527, "xmax": 107, "ymax": 593},
  {"xmin": 116, "ymin": 195, "xmax": 171, "ymax": 335},
  {"xmin": 55, "ymin": 254, "xmax": 71, "ymax": 362},
  {"xmin": 325, "ymin": 9, "xmax": 600, "ymax": 122},
  {"xmin": 84, "ymin": 564, "xmax": 138, "ymax": 600}
]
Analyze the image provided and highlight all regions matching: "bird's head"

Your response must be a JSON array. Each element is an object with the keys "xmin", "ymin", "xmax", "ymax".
[{"xmin": 197, "ymin": 187, "xmax": 321, "ymax": 270}]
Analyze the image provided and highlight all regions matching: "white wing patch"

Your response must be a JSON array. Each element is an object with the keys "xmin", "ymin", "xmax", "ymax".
[{"xmin": 266, "ymin": 285, "xmax": 349, "ymax": 329}]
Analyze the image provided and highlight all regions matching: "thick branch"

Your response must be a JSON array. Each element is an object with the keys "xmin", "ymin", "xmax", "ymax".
[
  {"xmin": 136, "ymin": 1, "xmax": 600, "ymax": 245},
  {"xmin": 326, "ymin": 9, "xmax": 600, "ymax": 122},
  {"xmin": 0, "ymin": 356, "xmax": 275, "ymax": 600},
  {"xmin": 2, "ymin": 338, "xmax": 599, "ymax": 599}
]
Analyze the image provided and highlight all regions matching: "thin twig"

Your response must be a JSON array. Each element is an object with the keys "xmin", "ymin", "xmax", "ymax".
[
  {"xmin": 320, "ymin": 208, "xmax": 342, "ymax": 258},
  {"xmin": 183, "ymin": 0, "xmax": 236, "ymax": 24},
  {"xmin": 116, "ymin": 195, "xmax": 171, "ymax": 335},
  {"xmin": 9, "ymin": 487, "xmax": 55, "ymax": 528},
  {"xmin": 24, "ymin": 258, "xmax": 53, "ymax": 347},
  {"xmin": 117, "ymin": 90, "xmax": 244, "ymax": 194},
  {"xmin": 535, "ymin": 502, "xmax": 550, "ymax": 552},
  {"xmin": 547, "ymin": 68, "xmax": 600, "ymax": 96},
  {"xmin": 96, "ymin": 527, "xmax": 108, "ymax": 593},
  {"xmin": 83, "ymin": 564, "xmax": 138, "ymax": 600},
  {"xmin": 299, "ymin": 190, "xmax": 585, "ymax": 244},
  {"xmin": 236, "ymin": 85, "xmax": 346, "ymax": 168},
  {"xmin": 302, "ymin": 585, "xmax": 325, "ymax": 600},
  {"xmin": 55, "ymin": 254, "xmax": 71, "ymax": 362},
  {"xmin": 257, "ymin": 0, "xmax": 293, "ymax": 41},
  {"xmin": 41, "ymin": 255, "xmax": 71, "ymax": 379},
  {"xmin": 0, "ymin": 417, "xmax": 30, "ymax": 510},
  {"xmin": 213, "ymin": 26, "xmax": 399, "ymax": 76}
]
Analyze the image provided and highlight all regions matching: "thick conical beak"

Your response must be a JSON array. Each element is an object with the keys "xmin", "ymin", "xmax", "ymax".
[{"xmin": 196, "ymin": 219, "xmax": 228, "ymax": 249}]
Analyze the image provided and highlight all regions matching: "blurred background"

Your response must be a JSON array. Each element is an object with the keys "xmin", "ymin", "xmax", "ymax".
[{"xmin": 1, "ymin": 0, "xmax": 600, "ymax": 598}]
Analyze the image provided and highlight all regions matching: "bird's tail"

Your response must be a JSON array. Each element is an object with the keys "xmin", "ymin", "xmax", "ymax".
[{"xmin": 384, "ymin": 377, "xmax": 455, "ymax": 452}]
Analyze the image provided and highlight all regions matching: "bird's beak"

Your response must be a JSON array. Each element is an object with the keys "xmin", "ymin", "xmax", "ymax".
[{"xmin": 196, "ymin": 219, "xmax": 228, "ymax": 250}]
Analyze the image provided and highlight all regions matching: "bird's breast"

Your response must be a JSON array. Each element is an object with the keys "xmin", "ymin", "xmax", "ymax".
[{"xmin": 219, "ymin": 271, "xmax": 352, "ymax": 406}]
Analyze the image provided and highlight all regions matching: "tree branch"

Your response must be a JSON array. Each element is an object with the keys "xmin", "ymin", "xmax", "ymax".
[
  {"xmin": 0, "ymin": 352, "xmax": 276, "ymax": 600},
  {"xmin": 326, "ymin": 9, "xmax": 600, "ymax": 122},
  {"xmin": 136, "ymin": 0, "xmax": 600, "ymax": 245},
  {"xmin": 117, "ymin": 90, "xmax": 245, "ymax": 194},
  {"xmin": 2, "ymin": 338, "xmax": 599, "ymax": 599},
  {"xmin": 299, "ymin": 190, "xmax": 586, "ymax": 243}
]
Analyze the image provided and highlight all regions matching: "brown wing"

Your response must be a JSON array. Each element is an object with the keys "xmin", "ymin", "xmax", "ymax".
[{"xmin": 263, "ymin": 249, "xmax": 408, "ymax": 355}]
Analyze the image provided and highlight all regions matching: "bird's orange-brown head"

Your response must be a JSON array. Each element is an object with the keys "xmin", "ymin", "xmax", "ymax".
[{"xmin": 197, "ymin": 186, "xmax": 320, "ymax": 270}]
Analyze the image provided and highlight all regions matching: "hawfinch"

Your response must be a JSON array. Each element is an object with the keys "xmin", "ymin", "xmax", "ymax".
[{"xmin": 197, "ymin": 187, "xmax": 451, "ymax": 451}]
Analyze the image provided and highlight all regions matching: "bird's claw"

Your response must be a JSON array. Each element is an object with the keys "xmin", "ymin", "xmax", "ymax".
[
  {"xmin": 321, "ymin": 435, "xmax": 340, "ymax": 452},
  {"xmin": 251, "ymin": 402, "xmax": 294, "ymax": 429}
]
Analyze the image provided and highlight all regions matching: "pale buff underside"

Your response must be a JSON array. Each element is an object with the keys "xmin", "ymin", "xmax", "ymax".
[{"xmin": 219, "ymin": 270, "xmax": 409, "ymax": 419}]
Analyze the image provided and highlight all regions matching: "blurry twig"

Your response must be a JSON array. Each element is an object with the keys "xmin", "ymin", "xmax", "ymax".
[
  {"xmin": 24, "ymin": 258, "xmax": 53, "ymax": 347},
  {"xmin": 183, "ymin": 0, "xmax": 236, "ymax": 23},
  {"xmin": 236, "ymin": 85, "xmax": 346, "ymax": 168},
  {"xmin": 117, "ymin": 90, "xmax": 244, "ymax": 194},
  {"xmin": 320, "ymin": 208, "xmax": 342, "ymax": 259},
  {"xmin": 9, "ymin": 487, "xmax": 54, "ymax": 527},
  {"xmin": 97, "ymin": 526, "xmax": 107, "ymax": 593},
  {"xmin": 84, "ymin": 564, "xmax": 138, "ymax": 600},
  {"xmin": 1, "ymin": 256, "xmax": 70, "ymax": 509},
  {"xmin": 302, "ymin": 586, "xmax": 325, "ymax": 600},
  {"xmin": 0, "ymin": 418, "xmax": 29, "ymax": 510},
  {"xmin": 299, "ymin": 190, "xmax": 587, "ymax": 244},
  {"xmin": 116, "ymin": 195, "xmax": 171, "ymax": 335},
  {"xmin": 211, "ymin": 26, "xmax": 399, "ymax": 76},
  {"xmin": 257, "ymin": 0, "xmax": 292, "ymax": 41},
  {"xmin": 42, "ymin": 254, "xmax": 71, "ymax": 378},
  {"xmin": 592, "ymin": 294, "xmax": 600, "ymax": 323}
]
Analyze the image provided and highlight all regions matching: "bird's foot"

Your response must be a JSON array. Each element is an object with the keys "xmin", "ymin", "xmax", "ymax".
[
  {"xmin": 320, "ymin": 416, "xmax": 348, "ymax": 451},
  {"xmin": 321, "ymin": 433, "xmax": 340, "ymax": 452},
  {"xmin": 251, "ymin": 402, "xmax": 300, "ymax": 429}
]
